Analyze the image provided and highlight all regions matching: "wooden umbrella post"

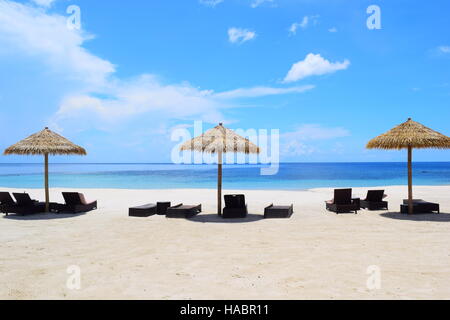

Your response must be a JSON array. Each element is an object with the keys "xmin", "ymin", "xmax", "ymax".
[
  {"xmin": 45, "ymin": 153, "xmax": 50, "ymax": 213},
  {"xmin": 217, "ymin": 149, "xmax": 223, "ymax": 216},
  {"xmin": 407, "ymin": 146, "xmax": 413, "ymax": 215}
]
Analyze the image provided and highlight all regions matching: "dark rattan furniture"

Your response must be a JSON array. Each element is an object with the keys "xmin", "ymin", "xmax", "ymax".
[
  {"xmin": 223, "ymin": 194, "xmax": 248, "ymax": 219},
  {"xmin": 157, "ymin": 202, "xmax": 171, "ymax": 215},
  {"xmin": 129, "ymin": 203, "xmax": 157, "ymax": 217},
  {"xmin": 401, "ymin": 199, "xmax": 440, "ymax": 214},
  {"xmin": 12, "ymin": 193, "xmax": 50, "ymax": 213},
  {"xmin": 56, "ymin": 192, "xmax": 98, "ymax": 214},
  {"xmin": 166, "ymin": 204, "xmax": 202, "ymax": 219},
  {"xmin": 325, "ymin": 189, "xmax": 360, "ymax": 214},
  {"xmin": 264, "ymin": 204, "xmax": 294, "ymax": 219},
  {"xmin": 0, "ymin": 192, "xmax": 20, "ymax": 216},
  {"xmin": 360, "ymin": 190, "xmax": 388, "ymax": 210},
  {"xmin": 1, "ymin": 192, "xmax": 49, "ymax": 216}
]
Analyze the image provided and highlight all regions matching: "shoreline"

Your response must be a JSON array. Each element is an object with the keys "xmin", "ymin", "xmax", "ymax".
[{"xmin": 1, "ymin": 184, "xmax": 450, "ymax": 192}]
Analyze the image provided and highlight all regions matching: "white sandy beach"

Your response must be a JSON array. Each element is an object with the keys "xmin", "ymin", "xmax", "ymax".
[{"xmin": 1, "ymin": 185, "xmax": 450, "ymax": 300}]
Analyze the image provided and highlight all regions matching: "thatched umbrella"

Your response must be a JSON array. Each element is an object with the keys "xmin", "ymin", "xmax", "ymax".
[
  {"xmin": 180, "ymin": 123, "xmax": 260, "ymax": 215},
  {"xmin": 367, "ymin": 118, "xmax": 450, "ymax": 214},
  {"xmin": 4, "ymin": 127, "xmax": 86, "ymax": 212}
]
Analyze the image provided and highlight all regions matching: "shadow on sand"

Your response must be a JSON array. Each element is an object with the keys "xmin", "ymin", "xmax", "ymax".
[
  {"xmin": 380, "ymin": 212, "xmax": 450, "ymax": 222},
  {"xmin": 3, "ymin": 212, "xmax": 86, "ymax": 221},
  {"xmin": 188, "ymin": 213, "xmax": 264, "ymax": 224}
]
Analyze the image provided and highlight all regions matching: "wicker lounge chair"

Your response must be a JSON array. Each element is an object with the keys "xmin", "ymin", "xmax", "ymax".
[
  {"xmin": 223, "ymin": 194, "xmax": 248, "ymax": 218},
  {"xmin": 401, "ymin": 199, "xmax": 440, "ymax": 214},
  {"xmin": 129, "ymin": 203, "xmax": 157, "ymax": 217},
  {"xmin": 0, "ymin": 192, "xmax": 19, "ymax": 216},
  {"xmin": 56, "ymin": 192, "xmax": 97, "ymax": 213},
  {"xmin": 157, "ymin": 202, "xmax": 171, "ymax": 215},
  {"xmin": 12, "ymin": 193, "xmax": 50, "ymax": 213},
  {"xmin": 264, "ymin": 204, "xmax": 294, "ymax": 219},
  {"xmin": 1, "ymin": 192, "xmax": 46, "ymax": 216},
  {"xmin": 325, "ymin": 189, "xmax": 360, "ymax": 214},
  {"xmin": 360, "ymin": 190, "xmax": 388, "ymax": 210},
  {"xmin": 166, "ymin": 204, "xmax": 202, "ymax": 219}
]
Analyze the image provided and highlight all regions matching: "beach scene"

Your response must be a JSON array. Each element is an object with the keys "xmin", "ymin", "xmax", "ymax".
[{"xmin": 1, "ymin": 0, "xmax": 450, "ymax": 301}]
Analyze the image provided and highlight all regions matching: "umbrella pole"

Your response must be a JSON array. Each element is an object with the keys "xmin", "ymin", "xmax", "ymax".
[
  {"xmin": 408, "ymin": 146, "xmax": 413, "ymax": 215},
  {"xmin": 44, "ymin": 153, "xmax": 49, "ymax": 212},
  {"xmin": 218, "ymin": 150, "xmax": 223, "ymax": 216}
]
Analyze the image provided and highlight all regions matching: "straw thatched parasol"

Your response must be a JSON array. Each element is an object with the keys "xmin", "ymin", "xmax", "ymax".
[
  {"xmin": 180, "ymin": 123, "xmax": 260, "ymax": 215},
  {"xmin": 367, "ymin": 118, "xmax": 450, "ymax": 214},
  {"xmin": 4, "ymin": 127, "xmax": 87, "ymax": 212}
]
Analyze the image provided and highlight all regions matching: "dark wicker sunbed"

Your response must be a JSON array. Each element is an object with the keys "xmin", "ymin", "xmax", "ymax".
[
  {"xmin": 325, "ymin": 189, "xmax": 360, "ymax": 214},
  {"xmin": 166, "ymin": 204, "xmax": 202, "ymax": 219},
  {"xmin": 157, "ymin": 202, "xmax": 171, "ymax": 215},
  {"xmin": 13, "ymin": 193, "xmax": 49, "ymax": 213},
  {"xmin": 360, "ymin": 190, "xmax": 388, "ymax": 210},
  {"xmin": 223, "ymin": 194, "xmax": 248, "ymax": 218},
  {"xmin": 0, "ymin": 192, "xmax": 46, "ymax": 216},
  {"xmin": 401, "ymin": 199, "xmax": 440, "ymax": 214},
  {"xmin": 0, "ymin": 192, "xmax": 19, "ymax": 216},
  {"xmin": 264, "ymin": 204, "xmax": 294, "ymax": 219},
  {"xmin": 55, "ymin": 192, "xmax": 98, "ymax": 213},
  {"xmin": 129, "ymin": 203, "xmax": 157, "ymax": 217}
]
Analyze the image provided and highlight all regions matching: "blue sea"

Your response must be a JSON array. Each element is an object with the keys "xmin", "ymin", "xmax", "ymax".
[{"xmin": 1, "ymin": 162, "xmax": 450, "ymax": 190}]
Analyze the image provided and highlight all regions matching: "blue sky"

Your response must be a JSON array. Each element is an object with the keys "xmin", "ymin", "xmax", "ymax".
[{"xmin": 0, "ymin": 0, "xmax": 449, "ymax": 163}]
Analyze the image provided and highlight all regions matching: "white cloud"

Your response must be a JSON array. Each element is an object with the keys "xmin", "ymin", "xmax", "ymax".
[
  {"xmin": 251, "ymin": 0, "xmax": 274, "ymax": 8},
  {"xmin": 31, "ymin": 0, "xmax": 55, "ymax": 7},
  {"xmin": 214, "ymin": 85, "xmax": 314, "ymax": 99},
  {"xmin": 283, "ymin": 124, "xmax": 350, "ymax": 140},
  {"xmin": 289, "ymin": 15, "xmax": 319, "ymax": 35},
  {"xmin": 283, "ymin": 53, "xmax": 350, "ymax": 83},
  {"xmin": 0, "ymin": 0, "xmax": 317, "ymax": 144},
  {"xmin": 51, "ymin": 75, "xmax": 228, "ymax": 129},
  {"xmin": 228, "ymin": 27, "xmax": 256, "ymax": 44},
  {"xmin": 438, "ymin": 46, "xmax": 450, "ymax": 54},
  {"xmin": 328, "ymin": 27, "xmax": 338, "ymax": 33},
  {"xmin": 52, "ymin": 83, "xmax": 316, "ymax": 130},
  {"xmin": 282, "ymin": 140, "xmax": 315, "ymax": 156},
  {"xmin": 281, "ymin": 124, "xmax": 350, "ymax": 156},
  {"xmin": 199, "ymin": 0, "xmax": 223, "ymax": 7},
  {"xmin": 0, "ymin": 0, "xmax": 114, "ymax": 88}
]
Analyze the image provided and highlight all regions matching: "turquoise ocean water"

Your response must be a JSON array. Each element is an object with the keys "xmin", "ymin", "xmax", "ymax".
[{"xmin": 0, "ymin": 162, "xmax": 449, "ymax": 190}]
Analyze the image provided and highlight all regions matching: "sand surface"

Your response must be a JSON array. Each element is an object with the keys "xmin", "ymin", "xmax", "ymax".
[{"xmin": 1, "ymin": 185, "xmax": 450, "ymax": 300}]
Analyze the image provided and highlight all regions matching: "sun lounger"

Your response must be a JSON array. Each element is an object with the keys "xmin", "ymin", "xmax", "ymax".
[
  {"xmin": 401, "ymin": 199, "xmax": 440, "ymax": 214},
  {"xmin": 223, "ymin": 194, "xmax": 248, "ymax": 218},
  {"xmin": 0, "ymin": 192, "xmax": 46, "ymax": 216},
  {"xmin": 325, "ymin": 189, "xmax": 360, "ymax": 214},
  {"xmin": 166, "ymin": 203, "xmax": 202, "ymax": 219},
  {"xmin": 157, "ymin": 202, "xmax": 171, "ymax": 215},
  {"xmin": 360, "ymin": 190, "xmax": 388, "ymax": 210},
  {"xmin": 12, "ymin": 192, "xmax": 50, "ymax": 213},
  {"xmin": 55, "ymin": 192, "xmax": 98, "ymax": 213},
  {"xmin": 264, "ymin": 204, "xmax": 294, "ymax": 219},
  {"xmin": 0, "ymin": 192, "xmax": 19, "ymax": 216},
  {"xmin": 129, "ymin": 203, "xmax": 157, "ymax": 217}
]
